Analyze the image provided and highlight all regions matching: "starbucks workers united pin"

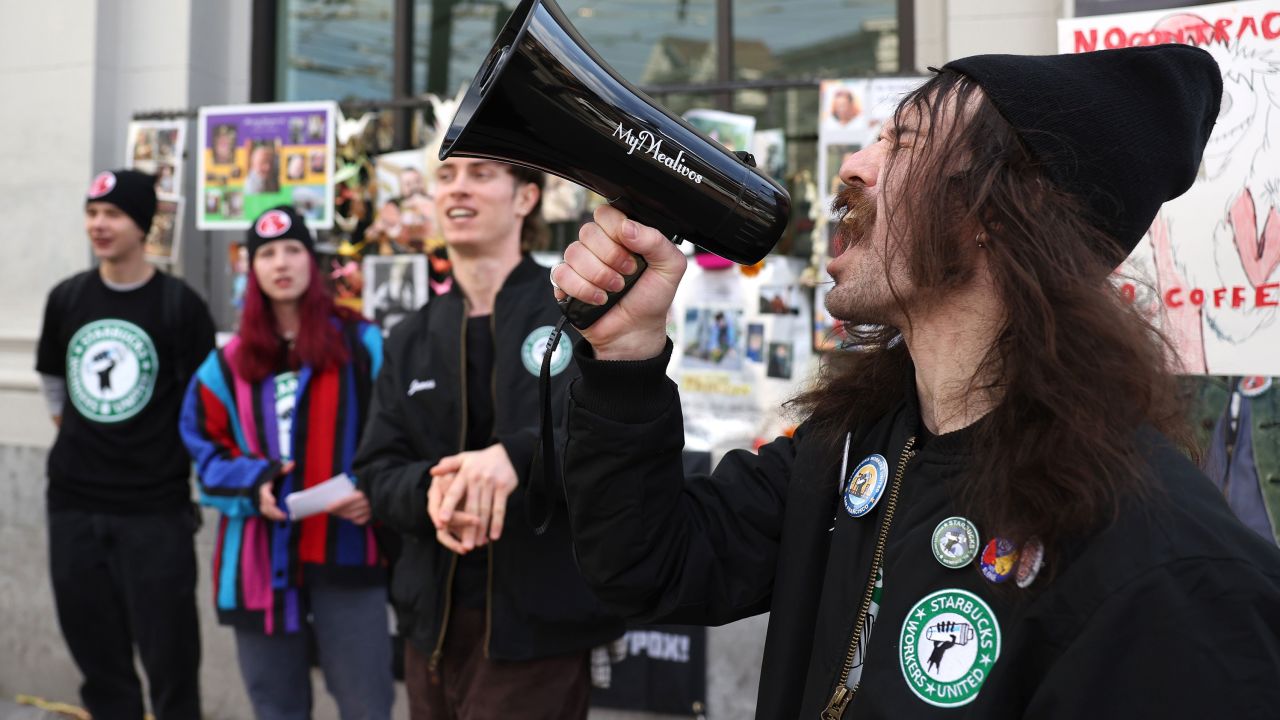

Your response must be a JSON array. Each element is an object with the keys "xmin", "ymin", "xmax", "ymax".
[
  {"xmin": 932, "ymin": 517, "xmax": 979, "ymax": 569},
  {"xmin": 899, "ymin": 588, "xmax": 1001, "ymax": 707}
]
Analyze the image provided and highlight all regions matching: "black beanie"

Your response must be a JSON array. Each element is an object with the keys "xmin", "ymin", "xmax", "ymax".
[
  {"xmin": 246, "ymin": 205, "xmax": 316, "ymax": 260},
  {"xmin": 86, "ymin": 169, "xmax": 157, "ymax": 235},
  {"xmin": 943, "ymin": 44, "xmax": 1222, "ymax": 259}
]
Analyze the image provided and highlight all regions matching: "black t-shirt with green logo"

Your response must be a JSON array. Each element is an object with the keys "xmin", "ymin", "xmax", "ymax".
[{"xmin": 36, "ymin": 270, "xmax": 216, "ymax": 514}]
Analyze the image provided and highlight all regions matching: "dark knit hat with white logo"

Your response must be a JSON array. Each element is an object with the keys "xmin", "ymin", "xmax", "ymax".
[
  {"xmin": 246, "ymin": 205, "xmax": 315, "ymax": 260},
  {"xmin": 85, "ymin": 169, "xmax": 158, "ymax": 235},
  {"xmin": 943, "ymin": 44, "xmax": 1222, "ymax": 260}
]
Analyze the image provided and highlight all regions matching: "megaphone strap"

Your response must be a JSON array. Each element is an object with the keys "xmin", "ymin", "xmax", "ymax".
[{"xmin": 529, "ymin": 315, "xmax": 571, "ymax": 535}]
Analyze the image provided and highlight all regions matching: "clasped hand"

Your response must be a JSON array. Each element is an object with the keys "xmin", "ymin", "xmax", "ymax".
[{"xmin": 427, "ymin": 443, "xmax": 518, "ymax": 554}]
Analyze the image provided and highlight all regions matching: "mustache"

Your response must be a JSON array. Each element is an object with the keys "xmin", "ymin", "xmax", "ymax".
[{"xmin": 831, "ymin": 183, "xmax": 876, "ymax": 254}]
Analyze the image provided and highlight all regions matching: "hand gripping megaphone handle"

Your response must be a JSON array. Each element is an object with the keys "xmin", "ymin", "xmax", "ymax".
[
  {"xmin": 560, "ymin": 149, "xmax": 755, "ymax": 329},
  {"xmin": 560, "ymin": 252, "xmax": 649, "ymax": 329}
]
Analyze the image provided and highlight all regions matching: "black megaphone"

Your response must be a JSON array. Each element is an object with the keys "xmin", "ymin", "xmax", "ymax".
[{"xmin": 440, "ymin": 0, "xmax": 791, "ymax": 328}]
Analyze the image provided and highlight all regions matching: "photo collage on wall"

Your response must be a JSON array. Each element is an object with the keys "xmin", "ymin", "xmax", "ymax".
[
  {"xmin": 668, "ymin": 256, "xmax": 816, "ymax": 456},
  {"xmin": 197, "ymin": 101, "xmax": 337, "ymax": 230},
  {"xmin": 126, "ymin": 120, "xmax": 186, "ymax": 263}
]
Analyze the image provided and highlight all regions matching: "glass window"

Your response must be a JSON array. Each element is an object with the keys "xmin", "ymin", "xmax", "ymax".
[
  {"xmin": 277, "ymin": 0, "xmax": 395, "ymax": 102},
  {"xmin": 556, "ymin": 0, "xmax": 718, "ymax": 86},
  {"xmin": 416, "ymin": 1, "xmax": 511, "ymax": 96},
  {"xmin": 737, "ymin": 87, "xmax": 821, "ymax": 258},
  {"xmin": 416, "ymin": 0, "xmax": 717, "ymax": 96},
  {"xmin": 733, "ymin": 0, "xmax": 898, "ymax": 80}
]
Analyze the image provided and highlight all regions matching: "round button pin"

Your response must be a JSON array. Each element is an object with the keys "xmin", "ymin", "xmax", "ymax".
[
  {"xmin": 1239, "ymin": 376, "xmax": 1272, "ymax": 398},
  {"xmin": 1015, "ymin": 538, "xmax": 1044, "ymax": 589},
  {"xmin": 843, "ymin": 454, "xmax": 890, "ymax": 518},
  {"xmin": 932, "ymin": 517, "xmax": 979, "ymax": 569},
  {"xmin": 979, "ymin": 538, "xmax": 1020, "ymax": 583}
]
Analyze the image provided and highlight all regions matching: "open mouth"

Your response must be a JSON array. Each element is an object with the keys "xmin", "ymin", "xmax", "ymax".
[
  {"xmin": 831, "ymin": 184, "xmax": 877, "ymax": 255},
  {"xmin": 445, "ymin": 207, "xmax": 477, "ymax": 219}
]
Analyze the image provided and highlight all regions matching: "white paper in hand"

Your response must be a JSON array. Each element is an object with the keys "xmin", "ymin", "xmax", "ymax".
[{"xmin": 284, "ymin": 473, "xmax": 356, "ymax": 521}]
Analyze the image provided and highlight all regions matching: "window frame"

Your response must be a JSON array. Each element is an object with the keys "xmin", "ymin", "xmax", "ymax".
[{"xmin": 253, "ymin": 0, "xmax": 914, "ymax": 149}]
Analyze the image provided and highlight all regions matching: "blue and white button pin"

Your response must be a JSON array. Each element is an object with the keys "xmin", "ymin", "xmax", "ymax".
[{"xmin": 843, "ymin": 454, "xmax": 890, "ymax": 517}]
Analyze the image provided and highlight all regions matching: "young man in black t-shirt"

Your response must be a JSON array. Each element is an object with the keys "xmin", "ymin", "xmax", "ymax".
[{"xmin": 35, "ymin": 169, "xmax": 215, "ymax": 720}]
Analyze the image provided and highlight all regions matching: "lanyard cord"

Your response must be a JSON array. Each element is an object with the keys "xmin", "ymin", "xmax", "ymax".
[{"xmin": 528, "ymin": 314, "xmax": 570, "ymax": 535}]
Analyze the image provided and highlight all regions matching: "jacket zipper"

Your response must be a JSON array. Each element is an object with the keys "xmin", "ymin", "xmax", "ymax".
[
  {"xmin": 821, "ymin": 436, "xmax": 917, "ymax": 720},
  {"xmin": 483, "ymin": 311, "xmax": 498, "ymax": 659},
  {"xmin": 428, "ymin": 300, "xmax": 472, "ymax": 672},
  {"xmin": 428, "ymin": 554, "xmax": 459, "ymax": 671}
]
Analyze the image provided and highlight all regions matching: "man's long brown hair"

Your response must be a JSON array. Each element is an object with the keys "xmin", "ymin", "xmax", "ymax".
[{"xmin": 791, "ymin": 70, "xmax": 1192, "ymax": 568}]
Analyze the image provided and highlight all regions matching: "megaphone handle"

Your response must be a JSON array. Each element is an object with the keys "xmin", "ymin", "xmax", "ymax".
[{"xmin": 559, "ymin": 252, "xmax": 648, "ymax": 329}]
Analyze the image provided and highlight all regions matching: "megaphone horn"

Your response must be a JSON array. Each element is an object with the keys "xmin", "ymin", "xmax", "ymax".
[{"xmin": 441, "ymin": 0, "xmax": 791, "ymax": 328}]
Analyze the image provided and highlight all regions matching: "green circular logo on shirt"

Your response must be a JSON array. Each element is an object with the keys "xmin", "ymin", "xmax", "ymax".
[
  {"xmin": 899, "ymin": 588, "xmax": 1001, "ymax": 708},
  {"xmin": 65, "ymin": 319, "xmax": 158, "ymax": 423},
  {"xmin": 522, "ymin": 325, "xmax": 571, "ymax": 377}
]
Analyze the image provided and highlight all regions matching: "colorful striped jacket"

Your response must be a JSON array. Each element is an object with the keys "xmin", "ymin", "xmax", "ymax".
[{"xmin": 179, "ymin": 319, "xmax": 385, "ymax": 634}]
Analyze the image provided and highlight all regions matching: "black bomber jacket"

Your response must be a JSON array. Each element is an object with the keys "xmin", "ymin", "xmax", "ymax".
[
  {"xmin": 563, "ymin": 339, "xmax": 1280, "ymax": 719},
  {"xmin": 354, "ymin": 255, "xmax": 622, "ymax": 661}
]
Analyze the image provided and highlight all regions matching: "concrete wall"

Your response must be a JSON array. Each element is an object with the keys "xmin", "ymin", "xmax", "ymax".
[
  {"xmin": 0, "ymin": 0, "xmax": 259, "ymax": 716},
  {"xmin": 915, "ymin": 0, "xmax": 1065, "ymax": 69},
  {"xmin": 0, "ymin": 1, "xmax": 99, "ymax": 392}
]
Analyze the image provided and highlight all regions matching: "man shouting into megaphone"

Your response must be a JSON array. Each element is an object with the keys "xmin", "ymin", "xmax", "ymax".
[{"xmin": 550, "ymin": 45, "xmax": 1280, "ymax": 719}]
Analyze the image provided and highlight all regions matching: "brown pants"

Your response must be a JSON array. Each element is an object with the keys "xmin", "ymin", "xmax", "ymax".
[{"xmin": 404, "ymin": 608, "xmax": 590, "ymax": 720}]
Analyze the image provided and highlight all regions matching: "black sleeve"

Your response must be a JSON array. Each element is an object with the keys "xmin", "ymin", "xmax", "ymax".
[
  {"xmin": 352, "ymin": 336, "xmax": 434, "ymax": 539},
  {"xmin": 181, "ymin": 286, "xmax": 217, "ymax": 391},
  {"xmin": 563, "ymin": 337, "xmax": 793, "ymax": 626},
  {"xmin": 1024, "ymin": 557, "xmax": 1280, "ymax": 719},
  {"xmin": 35, "ymin": 284, "xmax": 65, "ymax": 376}
]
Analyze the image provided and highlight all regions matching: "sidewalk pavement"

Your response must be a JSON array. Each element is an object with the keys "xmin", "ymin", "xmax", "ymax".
[{"xmin": 0, "ymin": 698, "xmax": 79, "ymax": 720}]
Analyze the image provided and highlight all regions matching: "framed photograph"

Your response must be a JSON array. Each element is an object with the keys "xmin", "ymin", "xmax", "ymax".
[
  {"xmin": 752, "ymin": 128, "xmax": 787, "ymax": 181},
  {"xmin": 197, "ymin": 101, "xmax": 337, "ymax": 230},
  {"xmin": 362, "ymin": 255, "xmax": 429, "ymax": 334},
  {"xmin": 374, "ymin": 149, "xmax": 429, "ymax": 204},
  {"xmin": 759, "ymin": 284, "xmax": 803, "ymax": 315},
  {"xmin": 683, "ymin": 108, "xmax": 757, "ymax": 154},
  {"xmin": 746, "ymin": 323, "xmax": 765, "ymax": 362},
  {"xmin": 144, "ymin": 198, "xmax": 184, "ymax": 264},
  {"xmin": 766, "ymin": 341, "xmax": 794, "ymax": 380},
  {"xmin": 681, "ymin": 307, "xmax": 744, "ymax": 371},
  {"xmin": 126, "ymin": 120, "xmax": 186, "ymax": 200}
]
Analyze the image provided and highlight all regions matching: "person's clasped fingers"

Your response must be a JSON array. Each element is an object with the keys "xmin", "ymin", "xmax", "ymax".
[
  {"xmin": 438, "ymin": 470, "xmax": 469, "ymax": 524},
  {"xmin": 463, "ymin": 477, "xmax": 483, "ymax": 550},
  {"xmin": 473, "ymin": 481, "xmax": 492, "ymax": 548},
  {"xmin": 437, "ymin": 527, "xmax": 467, "ymax": 554}
]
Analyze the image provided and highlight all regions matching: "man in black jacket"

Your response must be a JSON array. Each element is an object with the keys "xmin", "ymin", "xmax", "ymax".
[
  {"xmin": 551, "ymin": 46, "xmax": 1280, "ymax": 718},
  {"xmin": 353, "ymin": 157, "xmax": 621, "ymax": 719}
]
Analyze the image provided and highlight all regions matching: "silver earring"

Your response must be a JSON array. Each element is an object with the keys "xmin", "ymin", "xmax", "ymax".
[{"xmin": 975, "ymin": 232, "xmax": 987, "ymax": 249}]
